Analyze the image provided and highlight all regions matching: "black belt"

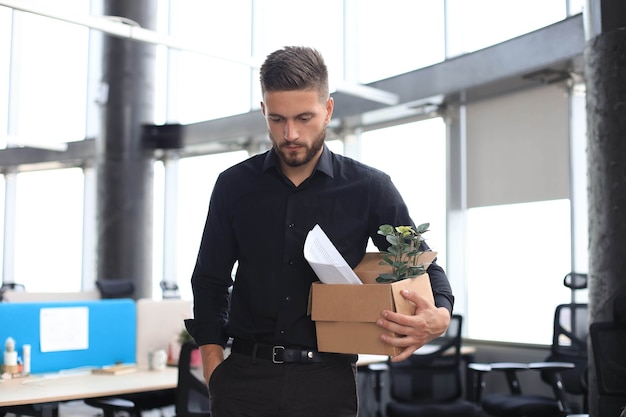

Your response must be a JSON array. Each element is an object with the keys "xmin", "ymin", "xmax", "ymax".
[{"xmin": 231, "ymin": 339, "xmax": 357, "ymax": 364}]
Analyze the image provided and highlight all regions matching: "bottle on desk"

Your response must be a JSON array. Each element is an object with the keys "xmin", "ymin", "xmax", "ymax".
[{"xmin": 22, "ymin": 344, "xmax": 31, "ymax": 375}]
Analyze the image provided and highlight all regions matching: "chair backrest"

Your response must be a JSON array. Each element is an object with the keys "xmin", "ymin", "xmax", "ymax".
[
  {"xmin": 590, "ymin": 321, "xmax": 626, "ymax": 396},
  {"xmin": 176, "ymin": 341, "xmax": 211, "ymax": 417},
  {"xmin": 563, "ymin": 272, "xmax": 588, "ymax": 291},
  {"xmin": 590, "ymin": 320, "xmax": 626, "ymax": 417},
  {"xmin": 539, "ymin": 303, "xmax": 589, "ymax": 414},
  {"xmin": 388, "ymin": 314, "xmax": 464, "ymax": 403},
  {"xmin": 96, "ymin": 279, "xmax": 135, "ymax": 298},
  {"xmin": 542, "ymin": 303, "xmax": 588, "ymax": 397},
  {"xmin": 552, "ymin": 303, "xmax": 588, "ymax": 357}
]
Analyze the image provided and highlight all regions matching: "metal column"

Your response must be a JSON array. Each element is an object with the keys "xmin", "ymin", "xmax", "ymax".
[{"xmin": 96, "ymin": 0, "xmax": 157, "ymax": 299}]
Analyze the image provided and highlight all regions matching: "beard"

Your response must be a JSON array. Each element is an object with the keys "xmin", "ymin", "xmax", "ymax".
[{"xmin": 270, "ymin": 127, "xmax": 326, "ymax": 168}]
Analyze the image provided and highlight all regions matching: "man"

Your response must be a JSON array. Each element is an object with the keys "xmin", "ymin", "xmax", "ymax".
[{"xmin": 187, "ymin": 46, "xmax": 454, "ymax": 417}]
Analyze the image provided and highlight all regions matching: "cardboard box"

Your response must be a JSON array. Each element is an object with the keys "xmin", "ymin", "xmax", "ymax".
[{"xmin": 309, "ymin": 252, "xmax": 436, "ymax": 356}]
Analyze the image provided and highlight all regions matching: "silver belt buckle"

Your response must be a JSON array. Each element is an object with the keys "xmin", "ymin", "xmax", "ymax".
[{"xmin": 272, "ymin": 345, "xmax": 285, "ymax": 364}]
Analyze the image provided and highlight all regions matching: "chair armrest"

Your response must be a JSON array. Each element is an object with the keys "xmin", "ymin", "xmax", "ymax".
[
  {"xmin": 484, "ymin": 362, "xmax": 530, "ymax": 394},
  {"xmin": 528, "ymin": 361, "xmax": 575, "ymax": 371},
  {"xmin": 467, "ymin": 363, "xmax": 490, "ymax": 403},
  {"xmin": 489, "ymin": 362, "xmax": 530, "ymax": 371},
  {"xmin": 467, "ymin": 362, "xmax": 491, "ymax": 373},
  {"xmin": 528, "ymin": 362, "xmax": 575, "ymax": 413}
]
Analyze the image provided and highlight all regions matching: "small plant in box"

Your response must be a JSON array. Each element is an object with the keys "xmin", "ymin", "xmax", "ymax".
[{"xmin": 376, "ymin": 223, "xmax": 431, "ymax": 283}]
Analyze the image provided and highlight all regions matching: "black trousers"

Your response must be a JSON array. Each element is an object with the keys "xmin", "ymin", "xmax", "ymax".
[{"xmin": 209, "ymin": 352, "xmax": 358, "ymax": 417}]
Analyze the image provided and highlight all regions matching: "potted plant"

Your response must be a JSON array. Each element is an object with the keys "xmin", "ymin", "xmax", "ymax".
[{"xmin": 376, "ymin": 223, "xmax": 431, "ymax": 283}]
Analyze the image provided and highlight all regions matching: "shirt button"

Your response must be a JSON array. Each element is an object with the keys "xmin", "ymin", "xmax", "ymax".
[
  {"xmin": 285, "ymin": 296, "xmax": 291, "ymax": 301},
  {"xmin": 280, "ymin": 330, "xmax": 285, "ymax": 334},
  {"xmin": 288, "ymin": 259, "xmax": 294, "ymax": 265},
  {"xmin": 288, "ymin": 223, "xmax": 295, "ymax": 228}
]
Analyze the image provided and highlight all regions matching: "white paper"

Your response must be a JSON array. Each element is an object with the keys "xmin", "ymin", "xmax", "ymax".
[
  {"xmin": 304, "ymin": 224, "xmax": 362, "ymax": 284},
  {"xmin": 40, "ymin": 306, "xmax": 89, "ymax": 352}
]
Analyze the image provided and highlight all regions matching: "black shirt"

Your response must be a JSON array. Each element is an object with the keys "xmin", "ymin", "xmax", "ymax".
[{"xmin": 189, "ymin": 145, "xmax": 454, "ymax": 349}]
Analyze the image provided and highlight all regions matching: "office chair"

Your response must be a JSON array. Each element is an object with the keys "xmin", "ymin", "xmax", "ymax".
[
  {"xmin": 0, "ymin": 403, "xmax": 59, "ymax": 417},
  {"xmin": 589, "ymin": 292, "xmax": 626, "ymax": 417},
  {"xmin": 84, "ymin": 389, "xmax": 176, "ymax": 417},
  {"xmin": 385, "ymin": 314, "xmax": 480, "ymax": 417},
  {"xmin": 541, "ymin": 303, "xmax": 589, "ymax": 412},
  {"xmin": 96, "ymin": 279, "xmax": 135, "ymax": 298},
  {"xmin": 175, "ymin": 341, "xmax": 211, "ymax": 417},
  {"xmin": 469, "ymin": 304, "xmax": 589, "ymax": 417},
  {"xmin": 0, "ymin": 282, "xmax": 26, "ymax": 301}
]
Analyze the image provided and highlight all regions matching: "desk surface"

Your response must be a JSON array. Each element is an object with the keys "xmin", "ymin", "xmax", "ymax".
[
  {"xmin": 0, "ymin": 367, "xmax": 178, "ymax": 407},
  {"xmin": 1, "ymin": 347, "xmax": 476, "ymax": 407}
]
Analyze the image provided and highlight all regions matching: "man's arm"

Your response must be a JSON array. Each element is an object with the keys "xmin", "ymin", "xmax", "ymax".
[{"xmin": 199, "ymin": 344, "xmax": 225, "ymax": 384}]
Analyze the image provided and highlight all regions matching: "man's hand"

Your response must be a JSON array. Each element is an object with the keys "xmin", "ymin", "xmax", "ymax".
[
  {"xmin": 376, "ymin": 289, "xmax": 451, "ymax": 362},
  {"xmin": 199, "ymin": 344, "xmax": 225, "ymax": 384}
]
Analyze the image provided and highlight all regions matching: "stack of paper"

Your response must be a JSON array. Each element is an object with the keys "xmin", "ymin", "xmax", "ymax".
[{"xmin": 304, "ymin": 225, "xmax": 362, "ymax": 285}]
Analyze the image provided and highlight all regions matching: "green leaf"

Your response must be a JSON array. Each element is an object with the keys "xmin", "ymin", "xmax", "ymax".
[
  {"xmin": 376, "ymin": 274, "xmax": 398, "ymax": 283},
  {"xmin": 378, "ymin": 224, "xmax": 394, "ymax": 235}
]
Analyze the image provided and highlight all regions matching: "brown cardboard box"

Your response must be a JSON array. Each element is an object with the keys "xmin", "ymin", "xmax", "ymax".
[{"xmin": 309, "ymin": 251, "xmax": 437, "ymax": 356}]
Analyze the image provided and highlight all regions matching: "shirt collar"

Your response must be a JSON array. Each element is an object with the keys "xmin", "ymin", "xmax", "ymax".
[{"xmin": 262, "ymin": 145, "xmax": 334, "ymax": 178}]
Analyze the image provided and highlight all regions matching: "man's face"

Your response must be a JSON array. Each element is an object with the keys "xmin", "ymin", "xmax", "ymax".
[{"xmin": 261, "ymin": 90, "xmax": 334, "ymax": 168}]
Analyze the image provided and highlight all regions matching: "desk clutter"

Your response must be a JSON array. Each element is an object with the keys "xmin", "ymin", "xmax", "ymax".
[
  {"xmin": 1, "ymin": 336, "xmax": 29, "ymax": 378},
  {"xmin": 0, "ymin": 298, "xmax": 193, "ymax": 380},
  {"xmin": 91, "ymin": 364, "xmax": 138, "ymax": 375},
  {"xmin": 0, "ymin": 299, "xmax": 136, "ymax": 376}
]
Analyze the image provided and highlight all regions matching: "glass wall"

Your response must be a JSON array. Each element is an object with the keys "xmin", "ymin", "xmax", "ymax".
[
  {"xmin": 466, "ymin": 200, "xmax": 572, "ymax": 344},
  {"xmin": 360, "ymin": 119, "xmax": 447, "ymax": 267},
  {"xmin": 13, "ymin": 168, "xmax": 84, "ymax": 292}
]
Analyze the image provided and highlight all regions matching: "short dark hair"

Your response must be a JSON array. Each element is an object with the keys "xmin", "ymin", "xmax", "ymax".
[{"xmin": 259, "ymin": 46, "xmax": 329, "ymax": 101}]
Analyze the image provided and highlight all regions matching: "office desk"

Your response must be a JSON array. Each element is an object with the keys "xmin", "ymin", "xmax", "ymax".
[{"xmin": 0, "ymin": 367, "xmax": 178, "ymax": 407}]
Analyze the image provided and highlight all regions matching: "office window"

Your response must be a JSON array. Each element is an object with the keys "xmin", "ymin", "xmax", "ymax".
[
  {"xmin": 250, "ymin": 0, "xmax": 345, "ymax": 105},
  {"xmin": 444, "ymin": 0, "xmax": 567, "ymax": 57},
  {"xmin": 466, "ymin": 199, "xmax": 572, "ymax": 344},
  {"xmin": 165, "ymin": 1, "xmax": 253, "ymax": 123},
  {"xmin": 464, "ymin": 84, "xmax": 572, "ymax": 343},
  {"xmin": 14, "ymin": 169, "xmax": 84, "ymax": 292},
  {"xmin": 354, "ymin": 1, "xmax": 446, "ymax": 83},
  {"xmin": 359, "ymin": 118, "xmax": 447, "ymax": 267},
  {"xmin": 0, "ymin": 175, "xmax": 4, "ymax": 276},
  {"xmin": 0, "ymin": 7, "xmax": 9, "ymax": 148},
  {"xmin": 8, "ymin": 6, "xmax": 89, "ymax": 146}
]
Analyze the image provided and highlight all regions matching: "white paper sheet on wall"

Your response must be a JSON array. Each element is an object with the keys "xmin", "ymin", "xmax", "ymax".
[{"xmin": 40, "ymin": 306, "xmax": 89, "ymax": 352}]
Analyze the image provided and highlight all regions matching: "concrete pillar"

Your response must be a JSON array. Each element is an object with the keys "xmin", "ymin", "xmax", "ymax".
[
  {"xmin": 584, "ymin": 1, "xmax": 626, "ymax": 415},
  {"xmin": 96, "ymin": 0, "xmax": 157, "ymax": 299}
]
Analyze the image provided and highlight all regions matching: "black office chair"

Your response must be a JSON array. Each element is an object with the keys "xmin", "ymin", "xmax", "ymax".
[
  {"xmin": 175, "ymin": 341, "xmax": 211, "ymax": 417},
  {"xmin": 84, "ymin": 389, "xmax": 176, "ymax": 417},
  {"xmin": 541, "ymin": 303, "xmax": 589, "ymax": 412},
  {"xmin": 96, "ymin": 279, "xmax": 135, "ymax": 299},
  {"xmin": 469, "ymin": 304, "xmax": 589, "ymax": 417},
  {"xmin": 0, "ymin": 282, "xmax": 26, "ymax": 301},
  {"xmin": 589, "ymin": 292, "xmax": 626, "ymax": 417},
  {"xmin": 469, "ymin": 271, "xmax": 589, "ymax": 417},
  {"xmin": 385, "ymin": 314, "xmax": 480, "ymax": 417},
  {"xmin": 0, "ymin": 403, "xmax": 59, "ymax": 417}
]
